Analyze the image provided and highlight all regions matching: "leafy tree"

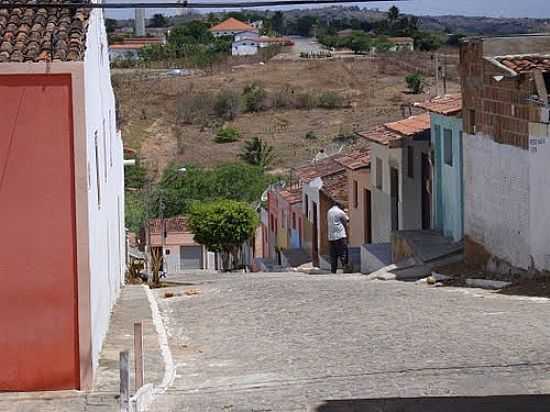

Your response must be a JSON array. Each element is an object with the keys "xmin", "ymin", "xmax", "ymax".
[
  {"xmin": 105, "ymin": 18, "xmax": 117, "ymax": 34},
  {"xmin": 388, "ymin": 6, "xmax": 400, "ymax": 22},
  {"xmin": 187, "ymin": 200, "xmax": 259, "ymax": 271},
  {"xmin": 152, "ymin": 163, "xmax": 274, "ymax": 218},
  {"xmin": 406, "ymin": 72, "xmax": 425, "ymax": 94},
  {"xmin": 242, "ymin": 82, "xmax": 267, "ymax": 113},
  {"xmin": 215, "ymin": 127, "xmax": 240, "ymax": 143},
  {"xmin": 125, "ymin": 159, "xmax": 147, "ymax": 190},
  {"xmin": 125, "ymin": 191, "xmax": 146, "ymax": 234},
  {"xmin": 168, "ymin": 21, "xmax": 213, "ymax": 46},
  {"xmin": 239, "ymin": 137, "xmax": 275, "ymax": 170},
  {"xmin": 350, "ymin": 35, "xmax": 372, "ymax": 54},
  {"xmin": 414, "ymin": 31, "xmax": 444, "ymax": 51},
  {"xmin": 295, "ymin": 15, "xmax": 318, "ymax": 37},
  {"xmin": 271, "ymin": 11, "xmax": 285, "ymax": 34},
  {"xmin": 149, "ymin": 13, "xmax": 168, "ymax": 28},
  {"xmin": 214, "ymin": 89, "xmax": 241, "ymax": 120}
]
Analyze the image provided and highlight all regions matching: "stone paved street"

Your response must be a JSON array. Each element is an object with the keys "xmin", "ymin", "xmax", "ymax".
[{"xmin": 153, "ymin": 272, "xmax": 550, "ymax": 411}]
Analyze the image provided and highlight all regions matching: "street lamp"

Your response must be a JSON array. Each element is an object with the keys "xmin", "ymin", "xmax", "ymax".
[{"xmin": 159, "ymin": 167, "xmax": 187, "ymax": 278}]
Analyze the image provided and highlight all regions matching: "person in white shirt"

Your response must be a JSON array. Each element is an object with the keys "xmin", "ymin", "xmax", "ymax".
[{"xmin": 327, "ymin": 200, "xmax": 349, "ymax": 274}]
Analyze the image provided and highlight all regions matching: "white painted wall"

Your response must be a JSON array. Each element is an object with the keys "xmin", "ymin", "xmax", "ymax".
[
  {"xmin": 370, "ymin": 140, "xmax": 429, "ymax": 243},
  {"xmin": 529, "ymin": 123, "xmax": 550, "ymax": 272},
  {"xmin": 84, "ymin": 9, "xmax": 126, "ymax": 369},
  {"xmin": 303, "ymin": 177, "xmax": 322, "ymax": 261},
  {"xmin": 232, "ymin": 41, "xmax": 259, "ymax": 56},
  {"xmin": 463, "ymin": 133, "xmax": 530, "ymax": 270}
]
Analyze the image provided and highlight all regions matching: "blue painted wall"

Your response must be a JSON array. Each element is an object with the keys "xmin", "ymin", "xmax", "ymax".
[{"xmin": 431, "ymin": 113, "xmax": 464, "ymax": 242}]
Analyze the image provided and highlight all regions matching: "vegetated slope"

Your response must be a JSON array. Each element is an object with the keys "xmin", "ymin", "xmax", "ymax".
[{"xmin": 113, "ymin": 55, "xmax": 459, "ymax": 177}]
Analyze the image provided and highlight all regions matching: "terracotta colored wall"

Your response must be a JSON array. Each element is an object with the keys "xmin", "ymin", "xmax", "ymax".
[{"xmin": 0, "ymin": 75, "xmax": 78, "ymax": 390}]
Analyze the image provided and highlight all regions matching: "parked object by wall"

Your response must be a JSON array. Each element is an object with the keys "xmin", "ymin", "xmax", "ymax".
[{"xmin": 0, "ymin": 5, "xmax": 125, "ymax": 391}]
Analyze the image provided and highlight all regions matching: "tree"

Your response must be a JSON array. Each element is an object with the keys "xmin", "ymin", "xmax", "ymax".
[
  {"xmin": 215, "ymin": 127, "xmax": 240, "ymax": 143},
  {"xmin": 271, "ymin": 11, "xmax": 285, "ymax": 34},
  {"xmin": 125, "ymin": 159, "xmax": 147, "ymax": 190},
  {"xmin": 242, "ymin": 82, "xmax": 267, "ymax": 113},
  {"xmin": 239, "ymin": 137, "xmax": 275, "ymax": 170},
  {"xmin": 388, "ymin": 6, "xmax": 400, "ymax": 22},
  {"xmin": 350, "ymin": 35, "xmax": 372, "ymax": 54},
  {"xmin": 187, "ymin": 200, "xmax": 259, "ymax": 270},
  {"xmin": 414, "ymin": 31, "xmax": 443, "ymax": 51},
  {"xmin": 406, "ymin": 72, "xmax": 425, "ymax": 94},
  {"xmin": 214, "ymin": 89, "xmax": 241, "ymax": 120},
  {"xmin": 168, "ymin": 21, "xmax": 213, "ymax": 46},
  {"xmin": 105, "ymin": 18, "xmax": 117, "ymax": 34},
  {"xmin": 295, "ymin": 15, "xmax": 318, "ymax": 37},
  {"xmin": 149, "ymin": 13, "xmax": 168, "ymax": 28}
]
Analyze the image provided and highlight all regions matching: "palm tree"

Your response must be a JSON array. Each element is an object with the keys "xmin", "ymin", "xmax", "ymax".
[{"xmin": 239, "ymin": 137, "xmax": 275, "ymax": 170}]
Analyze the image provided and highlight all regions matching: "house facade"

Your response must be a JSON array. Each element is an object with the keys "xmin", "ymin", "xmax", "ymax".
[
  {"xmin": 460, "ymin": 35, "xmax": 550, "ymax": 275},
  {"xmin": 416, "ymin": 95, "xmax": 464, "ymax": 241},
  {"xmin": 0, "ymin": 5, "xmax": 124, "ymax": 391},
  {"xmin": 358, "ymin": 114, "xmax": 432, "ymax": 244}
]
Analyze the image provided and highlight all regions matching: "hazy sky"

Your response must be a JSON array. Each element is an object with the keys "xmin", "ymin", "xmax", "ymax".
[{"xmin": 106, "ymin": 0, "xmax": 550, "ymax": 20}]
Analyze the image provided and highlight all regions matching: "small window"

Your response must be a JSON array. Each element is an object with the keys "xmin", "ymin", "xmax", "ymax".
[
  {"xmin": 305, "ymin": 195, "xmax": 309, "ymax": 218},
  {"xmin": 407, "ymin": 146, "xmax": 414, "ymax": 178},
  {"xmin": 444, "ymin": 128, "xmax": 453, "ymax": 166},
  {"xmin": 353, "ymin": 180, "xmax": 358, "ymax": 208},
  {"xmin": 376, "ymin": 157, "xmax": 383, "ymax": 190},
  {"xmin": 270, "ymin": 214, "xmax": 275, "ymax": 232},
  {"xmin": 94, "ymin": 131, "xmax": 101, "ymax": 209},
  {"xmin": 292, "ymin": 212, "xmax": 296, "ymax": 230}
]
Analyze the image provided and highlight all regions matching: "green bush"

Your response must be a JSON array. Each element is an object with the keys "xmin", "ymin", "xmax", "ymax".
[
  {"xmin": 405, "ymin": 72, "xmax": 425, "ymax": 94},
  {"xmin": 215, "ymin": 127, "xmax": 240, "ymax": 143},
  {"xmin": 214, "ymin": 89, "xmax": 241, "ymax": 121},
  {"xmin": 305, "ymin": 131, "xmax": 317, "ymax": 140},
  {"xmin": 318, "ymin": 91, "xmax": 343, "ymax": 109},
  {"xmin": 242, "ymin": 82, "xmax": 267, "ymax": 113}
]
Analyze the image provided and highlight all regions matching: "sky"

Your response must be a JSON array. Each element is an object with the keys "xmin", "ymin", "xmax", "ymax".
[{"xmin": 105, "ymin": 0, "xmax": 550, "ymax": 20}]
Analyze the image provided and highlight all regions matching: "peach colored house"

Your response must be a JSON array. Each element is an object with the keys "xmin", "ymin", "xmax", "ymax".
[{"xmin": 0, "ymin": 4, "xmax": 125, "ymax": 391}]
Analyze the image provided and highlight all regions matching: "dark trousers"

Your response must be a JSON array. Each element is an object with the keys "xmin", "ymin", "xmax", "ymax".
[{"xmin": 329, "ymin": 238, "xmax": 348, "ymax": 274}]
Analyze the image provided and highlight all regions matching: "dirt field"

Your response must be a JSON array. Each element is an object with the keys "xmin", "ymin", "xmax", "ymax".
[{"xmin": 113, "ymin": 56, "xmax": 459, "ymax": 177}]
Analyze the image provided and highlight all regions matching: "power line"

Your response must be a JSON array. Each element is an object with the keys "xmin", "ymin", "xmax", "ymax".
[{"xmin": 0, "ymin": 0, "xmax": 408, "ymax": 9}]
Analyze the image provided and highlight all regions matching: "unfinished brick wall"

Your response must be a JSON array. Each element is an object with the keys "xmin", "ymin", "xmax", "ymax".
[{"xmin": 461, "ymin": 39, "xmax": 539, "ymax": 149}]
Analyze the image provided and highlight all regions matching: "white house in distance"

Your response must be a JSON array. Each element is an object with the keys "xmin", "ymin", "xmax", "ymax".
[
  {"xmin": 0, "ymin": 3, "xmax": 124, "ymax": 391},
  {"xmin": 209, "ymin": 17, "xmax": 257, "ymax": 38}
]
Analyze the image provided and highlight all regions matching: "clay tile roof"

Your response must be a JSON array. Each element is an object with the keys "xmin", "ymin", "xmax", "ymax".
[
  {"xmin": 293, "ymin": 154, "xmax": 346, "ymax": 182},
  {"xmin": 415, "ymin": 94, "xmax": 462, "ymax": 115},
  {"xmin": 385, "ymin": 113, "xmax": 431, "ymax": 136},
  {"xmin": 495, "ymin": 54, "xmax": 550, "ymax": 75},
  {"xmin": 0, "ymin": 0, "xmax": 90, "ymax": 63},
  {"xmin": 334, "ymin": 149, "xmax": 371, "ymax": 170},
  {"xmin": 209, "ymin": 17, "xmax": 254, "ymax": 33},
  {"xmin": 321, "ymin": 171, "xmax": 349, "ymax": 207},
  {"xmin": 356, "ymin": 126, "xmax": 402, "ymax": 146},
  {"xmin": 279, "ymin": 187, "xmax": 302, "ymax": 205},
  {"xmin": 148, "ymin": 216, "xmax": 189, "ymax": 235}
]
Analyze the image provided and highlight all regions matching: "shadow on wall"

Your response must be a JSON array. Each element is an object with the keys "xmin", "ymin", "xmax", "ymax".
[{"xmin": 315, "ymin": 395, "xmax": 550, "ymax": 412}]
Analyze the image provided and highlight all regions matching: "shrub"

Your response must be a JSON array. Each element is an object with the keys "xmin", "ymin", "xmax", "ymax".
[
  {"xmin": 239, "ymin": 137, "xmax": 275, "ymax": 170},
  {"xmin": 305, "ymin": 131, "xmax": 317, "ymax": 140},
  {"xmin": 176, "ymin": 91, "xmax": 214, "ymax": 125},
  {"xmin": 294, "ymin": 92, "xmax": 318, "ymax": 110},
  {"xmin": 318, "ymin": 91, "xmax": 343, "ymax": 109},
  {"xmin": 214, "ymin": 89, "xmax": 241, "ymax": 120},
  {"xmin": 406, "ymin": 72, "xmax": 425, "ymax": 94},
  {"xmin": 242, "ymin": 82, "xmax": 267, "ymax": 113},
  {"xmin": 271, "ymin": 86, "xmax": 293, "ymax": 110},
  {"xmin": 215, "ymin": 127, "xmax": 240, "ymax": 143}
]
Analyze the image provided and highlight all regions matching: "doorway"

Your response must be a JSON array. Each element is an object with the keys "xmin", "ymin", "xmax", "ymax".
[
  {"xmin": 421, "ymin": 153, "xmax": 432, "ymax": 230},
  {"xmin": 312, "ymin": 201, "xmax": 319, "ymax": 267},
  {"xmin": 364, "ymin": 189, "xmax": 372, "ymax": 243},
  {"xmin": 390, "ymin": 168, "xmax": 399, "ymax": 232}
]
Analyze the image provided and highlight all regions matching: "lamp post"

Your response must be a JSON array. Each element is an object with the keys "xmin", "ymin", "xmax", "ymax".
[{"xmin": 158, "ymin": 167, "xmax": 187, "ymax": 277}]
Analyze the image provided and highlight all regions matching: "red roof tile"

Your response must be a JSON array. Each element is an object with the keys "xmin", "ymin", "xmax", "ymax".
[
  {"xmin": 279, "ymin": 187, "xmax": 302, "ymax": 205},
  {"xmin": 0, "ymin": 0, "xmax": 90, "ymax": 63},
  {"xmin": 334, "ymin": 149, "xmax": 371, "ymax": 170},
  {"xmin": 356, "ymin": 126, "xmax": 402, "ymax": 146},
  {"xmin": 321, "ymin": 171, "xmax": 349, "ymax": 207},
  {"xmin": 385, "ymin": 113, "xmax": 431, "ymax": 136},
  {"xmin": 293, "ymin": 154, "xmax": 346, "ymax": 182},
  {"xmin": 496, "ymin": 55, "xmax": 550, "ymax": 74},
  {"xmin": 415, "ymin": 94, "xmax": 462, "ymax": 115},
  {"xmin": 209, "ymin": 17, "xmax": 255, "ymax": 33}
]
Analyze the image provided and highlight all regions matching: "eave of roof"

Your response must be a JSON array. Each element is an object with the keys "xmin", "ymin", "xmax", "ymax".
[{"xmin": 414, "ymin": 94, "xmax": 462, "ymax": 116}]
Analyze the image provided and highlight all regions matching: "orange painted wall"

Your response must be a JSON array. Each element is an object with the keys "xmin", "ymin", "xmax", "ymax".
[{"xmin": 0, "ymin": 75, "xmax": 79, "ymax": 390}]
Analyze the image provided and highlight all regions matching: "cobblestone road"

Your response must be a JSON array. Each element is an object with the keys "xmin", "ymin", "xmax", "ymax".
[{"xmin": 153, "ymin": 272, "xmax": 550, "ymax": 411}]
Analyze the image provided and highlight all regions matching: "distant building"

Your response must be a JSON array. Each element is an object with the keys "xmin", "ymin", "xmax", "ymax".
[
  {"xmin": 109, "ymin": 36, "xmax": 165, "ymax": 61},
  {"xmin": 232, "ymin": 37, "xmax": 260, "ymax": 56},
  {"xmin": 0, "ymin": 4, "xmax": 124, "ymax": 391},
  {"xmin": 388, "ymin": 37, "xmax": 415, "ymax": 52},
  {"xmin": 209, "ymin": 17, "xmax": 257, "ymax": 38}
]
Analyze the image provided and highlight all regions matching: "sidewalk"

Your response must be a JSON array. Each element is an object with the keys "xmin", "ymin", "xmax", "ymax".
[{"xmin": 0, "ymin": 285, "xmax": 165, "ymax": 412}]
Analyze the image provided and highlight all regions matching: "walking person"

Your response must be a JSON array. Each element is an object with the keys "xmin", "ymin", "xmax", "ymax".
[{"xmin": 327, "ymin": 200, "xmax": 349, "ymax": 274}]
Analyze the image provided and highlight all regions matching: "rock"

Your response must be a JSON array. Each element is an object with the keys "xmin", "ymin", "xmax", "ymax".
[
  {"xmin": 465, "ymin": 278, "xmax": 512, "ymax": 290},
  {"xmin": 431, "ymin": 272, "xmax": 452, "ymax": 282}
]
